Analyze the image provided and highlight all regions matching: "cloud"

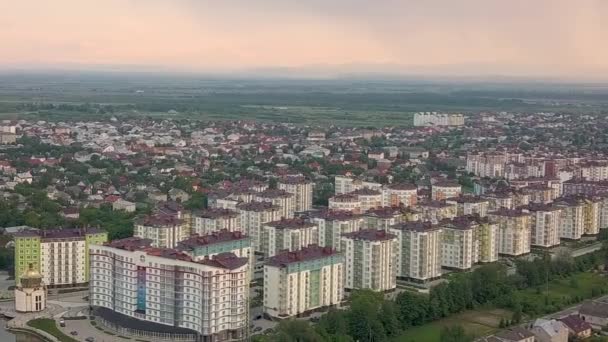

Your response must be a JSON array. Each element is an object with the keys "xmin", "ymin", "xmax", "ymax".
[{"xmin": 1, "ymin": 0, "xmax": 607, "ymax": 79}]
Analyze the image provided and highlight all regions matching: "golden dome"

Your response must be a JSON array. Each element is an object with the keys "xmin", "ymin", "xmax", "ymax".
[{"xmin": 21, "ymin": 263, "xmax": 42, "ymax": 279}]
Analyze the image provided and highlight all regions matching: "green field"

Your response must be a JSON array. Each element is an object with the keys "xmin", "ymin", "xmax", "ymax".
[
  {"xmin": 27, "ymin": 318, "xmax": 78, "ymax": 342},
  {"xmin": 394, "ymin": 308, "xmax": 512, "ymax": 342},
  {"xmin": 394, "ymin": 272, "xmax": 608, "ymax": 342}
]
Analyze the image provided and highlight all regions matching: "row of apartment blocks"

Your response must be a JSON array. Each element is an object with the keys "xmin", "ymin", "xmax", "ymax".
[
  {"xmin": 466, "ymin": 152, "xmax": 608, "ymax": 183},
  {"xmin": 413, "ymin": 112, "xmax": 465, "ymax": 126}
]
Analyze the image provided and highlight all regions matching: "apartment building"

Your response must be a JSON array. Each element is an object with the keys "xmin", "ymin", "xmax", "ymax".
[
  {"xmin": 14, "ymin": 228, "xmax": 107, "ymax": 287},
  {"xmin": 439, "ymin": 217, "xmax": 476, "ymax": 270},
  {"xmin": 254, "ymin": 189, "xmax": 296, "ymax": 219},
  {"xmin": 554, "ymin": 196, "xmax": 598, "ymax": 239},
  {"xmin": 236, "ymin": 201, "xmax": 281, "ymax": 252},
  {"xmin": 563, "ymin": 179, "xmax": 608, "ymax": 196},
  {"xmin": 578, "ymin": 161, "xmax": 608, "ymax": 181},
  {"xmin": 261, "ymin": 218, "xmax": 318, "ymax": 257},
  {"xmin": 340, "ymin": 230, "xmax": 398, "ymax": 291},
  {"xmin": 350, "ymin": 188, "xmax": 383, "ymax": 212},
  {"xmin": 193, "ymin": 208, "xmax": 240, "ymax": 236},
  {"xmin": 488, "ymin": 208, "xmax": 531, "ymax": 257},
  {"xmin": 382, "ymin": 183, "xmax": 418, "ymax": 207},
  {"xmin": 328, "ymin": 193, "xmax": 362, "ymax": 213},
  {"xmin": 309, "ymin": 210, "xmax": 363, "ymax": 249},
  {"xmin": 264, "ymin": 246, "xmax": 343, "ymax": 319},
  {"xmin": 278, "ymin": 176, "xmax": 314, "ymax": 212},
  {"xmin": 334, "ymin": 176, "xmax": 381, "ymax": 195},
  {"xmin": 417, "ymin": 200, "xmax": 458, "ymax": 223},
  {"xmin": 413, "ymin": 112, "xmax": 464, "ymax": 126},
  {"xmin": 134, "ymin": 214, "xmax": 188, "ymax": 249},
  {"xmin": 390, "ymin": 221, "xmax": 442, "ymax": 281},
  {"xmin": 523, "ymin": 184, "xmax": 556, "ymax": 204},
  {"xmin": 522, "ymin": 204, "xmax": 561, "ymax": 248},
  {"xmin": 447, "ymin": 195, "xmax": 490, "ymax": 217},
  {"xmin": 431, "ymin": 182, "xmax": 462, "ymax": 201},
  {"xmin": 89, "ymin": 238, "xmax": 249, "ymax": 341},
  {"xmin": 177, "ymin": 230, "xmax": 253, "ymax": 277},
  {"xmin": 363, "ymin": 206, "xmax": 404, "ymax": 231}
]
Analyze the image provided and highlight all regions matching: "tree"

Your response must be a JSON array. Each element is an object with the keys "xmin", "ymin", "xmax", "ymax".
[
  {"xmin": 271, "ymin": 320, "xmax": 325, "ymax": 342},
  {"xmin": 439, "ymin": 326, "xmax": 472, "ymax": 342}
]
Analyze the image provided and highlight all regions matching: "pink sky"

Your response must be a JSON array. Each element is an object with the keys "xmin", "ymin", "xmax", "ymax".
[{"xmin": 2, "ymin": 0, "xmax": 607, "ymax": 79}]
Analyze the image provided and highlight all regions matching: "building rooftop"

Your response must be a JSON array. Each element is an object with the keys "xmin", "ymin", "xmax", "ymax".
[
  {"xmin": 177, "ymin": 230, "xmax": 248, "ymax": 250},
  {"xmin": 386, "ymin": 183, "xmax": 417, "ymax": 191},
  {"xmin": 194, "ymin": 208, "xmax": 239, "ymax": 219},
  {"xmin": 255, "ymin": 189, "xmax": 292, "ymax": 199},
  {"xmin": 391, "ymin": 221, "xmax": 441, "ymax": 233},
  {"xmin": 364, "ymin": 206, "xmax": 402, "ymax": 218},
  {"xmin": 265, "ymin": 217, "xmax": 316, "ymax": 230},
  {"xmin": 278, "ymin": 175, "xmax": 312, "ymax": 185},
  {"xmin": 14, "ymin": 228, "xmax": 104, "ymax": 239},
  {"xmin": 137, "ymin": 214, "xmax": 182, "ymax": 227},
  {"xmin": 342, "ymin": 229, "xmax": 396, "ymax": 241},
  {"xmin": 309, "ymin": 209, "xmax": 362, "ymax": 221},
  {"xmin": 433, "ymin": 181, "xmax": 461, "ymax": 188},
  {"xmin": 489, "ymin": 208, "xmax": 531, "ymax": 217},
  {"xmin": 350, "ymin": 188, "xmax": 382, "ymax": 196},
  {"xmin": 236, "ymin": 201, "xmax": 281, "ymax": 212},
  {"xmin": 331, "ymin": 193, "xmax": 360, "ymax": 202},
  {"xmin": 198, "ymin": 252, "xmax": 248, "ymax": 270},
  {"xmin": 266, "ymin": 245, "xmax": 340, "ymax": 267}
]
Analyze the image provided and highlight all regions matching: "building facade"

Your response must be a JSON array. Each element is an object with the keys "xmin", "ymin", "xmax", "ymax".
[
  {"xmin": 263, "ymin": 246, "xmax": 343, "ymax": 319},
  {"xmin": 390, "ymin": 222, "xmax": 442, "ymax": 281}
]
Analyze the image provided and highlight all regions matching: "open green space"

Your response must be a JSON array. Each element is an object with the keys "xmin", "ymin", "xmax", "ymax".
[
  {"xmin": 394, "ymin": 272, "xmax": 608, "ymax": 342},
  {"xmin": 27, "ymin": 318, "xmax": 79, "ymax": 342},
  {"xmin": 395, "ymin": 308, "xmax": 512, "ymax": 342}
]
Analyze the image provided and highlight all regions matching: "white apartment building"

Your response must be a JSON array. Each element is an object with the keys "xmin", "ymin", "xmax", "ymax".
[
  {"xmin": 382, "ymin": 183, "xmax": 418, "ymax": 207},
  {"xmin": 390, "ymin": 222, "xmax": 442, "ymax": 281},
  {"xmin": 363, "ymin": 207, "xmax": 404, "ymax": 231},
  {"xmin": 340, "ymin": 229, "xmax": 398, "ymax": 291},
  {"xmin": 523, "ymin": 204, "xmax": 561, "ymax": 248},
  {"xmin": 439, "ymin": 218, "xmax": 476, "ymax": 270},
  {"xmin": 431, "ymin": 182, "xmax": 462, "ymax": 201},
  {"xmin": 236, "ymin": 202, "xmax": 281, "ymax": 252},
  {"xmin": 328, "ymin": 193, "xmax": 362, "ymax": 214},
  {"xmin": 134, "ymin": 214, "xmax": 188, "ymax": 249},
  {"xmin": 334, "ymin": 176, "xmax": 381, "ymax": 195},
  {"xmin": 89, "ymin": 238, "xmax": 249, "ymax": 341},
  {"xmin": 350, "ymin": 188, "xmax": 383, "ymax": 212},
  {"xmin": 193, "ymin": 208, "xmax": 240, "ymax": 236},
  {"xmin": 413, "ymin": 112, "xmax": 465, "ymax": 126},
  {"xmin": 278, "ymin": 176, "xmax": 314, "ymax": 212},
  {"xmin": 262, "ymin": 218, "xmax": 319, "ymax": 257},
  {"xmin": 254, "ymin": 189, "xmax": 296, "ymax": 219},
  {"xmin": 579, "ymin": 161, "xmax": 608, "ymax": 181},
  {"xmin": 264, "ymin": 246, "xmax": 343, "ymax": 319},
  {"xmin": 489, "ymin": 209, "xmax": 532, "ymax": 257},
  {"xmin": 555, "ymin": 196, "xmax": 586, "ymax": 240},
  {"xmin": 309, "ymin": 210, "xmax": 363, "ymax": 249},
  {"xmin": 447, "ymin": 195, "xmax": 490, "ymax": 217},
  {"xmin": 417, "ymin": 200, "xmax": 458, "ymax": 223}
]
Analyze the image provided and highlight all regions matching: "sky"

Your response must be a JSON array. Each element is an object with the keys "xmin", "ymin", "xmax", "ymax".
[{"xmin": 1, "ymin": 0, "xmax": 608, "ymax": 79}]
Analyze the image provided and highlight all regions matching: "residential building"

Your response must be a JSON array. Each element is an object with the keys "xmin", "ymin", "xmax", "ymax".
[
  {"xmin": 112, "ymin": 199, "xmax": 136, "ymax": 212},
  {"xmin": 278, "ymin": 176, "xmax": 314, "ymax": 212},
  {"xmin": 340, "ymin": 230, "xmax": 398, "ymax": 291},
  {"xmin": 193, "ymin": 208, "xmax": 240, "ymax": 236},
  {"xmin": 488, "ymin": 208, "xmax": 531, "ymax": 257},
  {"xmin": 417, "ymin": 200, "xmax": 458, "ymax": 223},
  {"xmin": 554, "ymin": 196, "xmax": 586, "ymax": 240},
  {"xmin": 530, "ymin": 319, "xmax": 568, "ymax": 342},
  {"xmin": 447, "ymin": 195, "xmax": 490, "ymax": 217},
  {"xmin": 350, "ymin": 188, "xmax": 383, "ymax": 212},
  {"xmin": 558, "ymin": 315, "xmax": 592, "ymax": 340},
  {"xmin": 578, "ymin": 300, "xmax": 608, "ymax": 329},
  {"xmin": 14, "ymin": 228, "xmax": 107, "ymax": 287},
  {"xmin": 413, "ymin": 112, "xmax": 464, "ymax": 126},
  {"xmin": 363, "ymin": 207, "xmax": 403, "ymax": 231},
  {"xmin": 89, "ymin": 237, "xmax": 249, "ymax": 341},
  {"xmin": 390, "ymin": 222, "xmax": 442, "ymax": 281},
  {"xmin": 382, "ymin": 183, "xmax": 417, "ymax": 207},
  {"xmin": 431, "ymin": 182, "xmax": 462, "ymax": 201},
  {"xmin": 439, "ymin": 217, "xmax": 477, "ymax": 270},
  {"xmin": 254, "ymin": 189, "xmax": 296, "ymax": 219},
  {"xmin": 309, "ymin": 210, "xmax": 363, "ymax": 249},
  {"xmin": 264, "ymin": 245, "xmax": 343, "ymax": 319},
  {"xmin": 328, "ymin": 193, "xmax": 362, "ymax": 214},
  {"xmin": 134, "ymin": 214, "xmax": 187, "ymax": 249},
  {"xmin": 236, "ymin": 202, "xmax": 281, "ymax": 252},
  {"xmin": 334, "ymin": 176, "xmax": 381, "ymax": 195},
  {"xmin": 262, "ymin": 218, "xmax": 318, "ymax": 257},
  {"xmin": 177, "ymin": 230, "xmax": 253, "ymax": 275},
  {"xmin": 523, "ymin": 204, "xmax": 561, "ymax": 248}
]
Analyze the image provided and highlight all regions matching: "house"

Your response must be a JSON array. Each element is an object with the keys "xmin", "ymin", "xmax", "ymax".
[
  {"xmin": 15, "ymin": 172, "xmax": 33, "ymax": 184},
  {"xmin": 530, "ymin": 319, "xmax": 568, "ymax": 342},
  {"xmin": 112, "ymin": 199, "xmax": 136, "ymax": 213},
  {"xmin": 61, "ymin": 207, "xmax": 80, "ymax": 220},
  {"xmin": 578, "ymin": 300, "xmax": 608, "ymax": 329},
  {"xmin": 169, "ymin": 188, "xmax": 191, "ymax": 203},
  {"xmin": 558, "ymin": 315, "xmax": 592, "ymax": 340}
]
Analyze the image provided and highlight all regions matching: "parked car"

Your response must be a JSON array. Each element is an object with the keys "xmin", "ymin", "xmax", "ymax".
[
  {"xmin": 70, "ymin": 331, "xmax": 78, "ymax": 336},
  {"xmin": 85, "ymin": 337, "xmax": 95, "ymax": 342},
  {"xmin": 59, "ymin": 320, "xmax": 65, "ymax": 327}
]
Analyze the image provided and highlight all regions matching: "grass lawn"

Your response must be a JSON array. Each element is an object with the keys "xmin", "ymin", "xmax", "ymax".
[
  {"xmin": 394, "ymin": 308, "xmax": 512, "ymax": 342},
  {"xmin": 27, "ymin": 318, "xmax": 78, "ymax": 342}
]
